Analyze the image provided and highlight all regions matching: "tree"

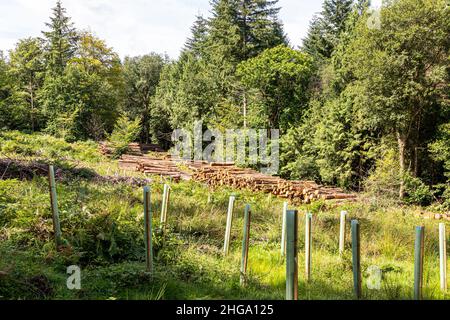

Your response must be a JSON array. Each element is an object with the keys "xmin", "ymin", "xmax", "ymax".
[
  {"xmin": 302, "ymin": 0, "xmax": 355, "ymax": 62},
  {"xmin": 42, "ymin": 0, "xmax": 78, "ymax": 75},
  {"xmin": 205, "ymin": 0, "xmax": 288, "ymax": 127},
  {"xmin": 40, "ymin": 32, "xmax": 123, "ymax": 141},
  {"xmin": 345, "ymin": 0, "xmax": 449, "ymax": 198},
  {"xmin": 40, "ymin": 64, "xmax": 120, "ymax": 141},
  {"xmin": 237, "ymin": 45, "xmax": 313, "ymax": 130},
  {"xmin": 155, "ymin": 52, "xmax": 215, "ymax": 130},
  {"xmin": 235, "ymin": 0, "xmax": 286, "ymax": 60},
  {"xmin": 184, "ymin": 15, "xmax": 209, "ymax": 57},
  {"xmin": 8, "ymin": 38, "xmax": 45, "ymax": 131},
  {"xmin": 0, "ymin": 51, "xmax": 13, "ymax": 130},
  {"xmin": 123, "ymin": 54, "xmax": 167, "ymax": 144},
  {"xmin": 72, "ymin": 31, "xmax": 124, "ymax": 102},
  {"xmin": 430, "ymin": 123, "xmax": 450, "ymax": 207},
  {"xmin": 108, "ymin": 115, "xmax": 141, "ymax": 158}
]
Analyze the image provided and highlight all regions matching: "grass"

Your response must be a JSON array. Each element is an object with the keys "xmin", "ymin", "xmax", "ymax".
[{"xmin": 0, "ymin": 131, "xmax": 449, "ymax": 300}]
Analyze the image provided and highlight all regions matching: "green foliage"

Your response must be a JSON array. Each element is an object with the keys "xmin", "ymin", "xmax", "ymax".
[
  {"xmin": 155, "ymin": 52, "xmax": 216, "ymax": 130},
  {"xmin": 237, "ymin": 45, "xmax": 313, "ymax": 130},
  {"xmin": 302, "ymin": 0, "xmax": 356, "ymax": 62},
  {"xmin": 403, "ymin": 175, "xmax": 434, "ymax": 206},
  {"xmin": 0, "ymin": 132, "xmax": 449, "ymax": 300},
  {"xmin": 156, "ymin": 0, "xmax": 288, "ymax": 131},
  {"xmin": 364, "ymin": 149, "xmax": 401, "ymax": 200},
  {"xmin": 283, "ymin": 0, "xmax": 449, "ymax": 199},
  {"xmin": 108, "ymin": 115, "xmax": 141, "ymax": 158},
  {"xmin": 430, "ymin": 123, "xmax": 450, "ymax": 180},
  {"xmin": 0, "ymin": 51, "xmax": 13, "ymax": 130},
  {"xmin": 0, "ymin": 130, "xmax": 102, "ymax": 163},
  {"xmin": 364, "ymin": 148, "xmax": 434, "ymax": 206},
  {"xmin": 122, "ymin": 54, "xmax": 168, "ymax": 144},
  {"xmin": 7, "ymin": 37, "xmax": 45, "ymax": 131},
  {"xmin": 42, "ymin": 0, "xmax": 78, "ymax": 76},
  {"xmin": 184, "ymin": 15, "xmax": 209, "ymax": 57},
  {"xmin": 430, "ymin": 123, "xmax": 450, "ymax": 208},
  {"xmin": 40, "ymin": 63, "xmax": 119, "ymax": 141},
  {"xmin": 344, "ymin": 0, "xmax": 449, "ymax": 177}
]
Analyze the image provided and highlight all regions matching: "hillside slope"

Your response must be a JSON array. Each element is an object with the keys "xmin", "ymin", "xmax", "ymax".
[{"xmin": 0, "ymin": 131, "xmax": 448, "ymax": 300}]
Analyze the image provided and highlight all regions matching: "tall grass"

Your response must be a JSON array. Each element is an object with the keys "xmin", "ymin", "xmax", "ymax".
[{"xmin": 0, "ymin": 132, "xmax": 448, "ymax": 300}]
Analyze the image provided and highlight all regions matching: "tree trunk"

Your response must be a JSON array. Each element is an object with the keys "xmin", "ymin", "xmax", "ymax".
[
  {"xmin": 243, "ymin": 93, "xmax": 247, "ymax": 129},
  {"xmin": 397, "ymin": 132, "xmax": 407, "ymax": 200},
  {"xmin": 29, "ymin": 79, "xmax": 35, "ymax": 132}
]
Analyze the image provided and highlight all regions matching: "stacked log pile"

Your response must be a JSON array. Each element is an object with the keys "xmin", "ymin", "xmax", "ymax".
[
  {"xmin": 118, "ymin": 155, "xmax": 192, "ymax": 181},
  {"xmin": 99, "ymin": 142, "xmax": 165, "ymax": 156},
  {"xmin": 192, "ymin": 165, "xmax": 358, "ymax": 204},
  {"xmin": 98, "ymin": 141, "xmax": 114, "ymax": 156},
  {"xmin": 108, "ymin": 142, "xmax": 357, "ymax": 203}
]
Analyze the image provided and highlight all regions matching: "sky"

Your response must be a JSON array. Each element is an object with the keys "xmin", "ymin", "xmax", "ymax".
[{"xmin": 0, "ymin": 0, "xmax": 326, "ymax": 59}]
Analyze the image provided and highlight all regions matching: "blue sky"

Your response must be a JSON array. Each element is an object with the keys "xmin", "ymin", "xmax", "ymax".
[{"xmin": 0, "ymin": 0, "xmax": 326, "ymax": 59}]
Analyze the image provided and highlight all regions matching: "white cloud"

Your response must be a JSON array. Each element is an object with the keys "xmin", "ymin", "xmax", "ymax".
[{"xmin": 0, "ymin": 0, "xmax": 324, "ymax": 59}]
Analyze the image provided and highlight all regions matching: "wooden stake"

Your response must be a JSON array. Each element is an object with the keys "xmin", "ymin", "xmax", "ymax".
[
  {"xmin": 281, "ymin": 202, "xmax": 288, "ymax": 256},
  {"xmin": 351, "ymin": 220, "xmax": 361, "ymax": 299},
  {"xmin": 143, "ymin": 186, "xmax": 153, "ymax": 273},
  {"xmin": 339, "ymin": 211, "xmax": 347, "ymax": 256},
  {"xmin": 160, "ymin": 184, "xmax": 170, "ymax": 227},
  {"xmin": 305, "ymin": 212, "xmax": 312, "ymax": 282},
  {"xmin": 414, "ymin": 226, "xmax": 425, "ymax": 300},
  {"xmin": 286, "ymin": 210, "xmax": 298, "ymax": 300},
  {"xmin": 240, "ymin": 204, "xmax": 251, "ymax": 286},
  {"xmin": 440, "ymin": 223, "xmax": 447, "ymax": 292},
  {"xmin": 48, "ymin": 165, "xmax": 62, "ymax": 247},
  {"xmin": 224, "ymin": 195, "xmax": 236, "ymax": 255}
]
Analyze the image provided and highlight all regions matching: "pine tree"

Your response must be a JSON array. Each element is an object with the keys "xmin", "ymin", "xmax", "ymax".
[
  {"xmin": 302, "ymin": 16, "xmax": 330, "ymax": 63},
  {"xmin": 236, "ymin": 0, "xmax": 287, "ymax": 60},
  {"xmin": 206, "ymin": 0, "xmax": 287, "ymax": 71},
  {"xmin": 8, "ymin": 38, "xmax": 45, "ymax": 131},
  {"xmin": 184, "ymin": 15, "xmax": 209, "ymax": 57},
  {"xmin": 302, "ymin": 0, "xmax": 355, "ymax": 62},
  {"xmin": 42, "ymin": 0, "xmax": 78, "ymax": 75},
  {"xmin": 205, "ymin": 0, "xmax": 287, "ymax": 126},
  {"xmin": 355, "ymin": 0, "xmax": 371, "ymax": 15},
  {"xmin": 205, "ymin": 0, "xmax": 242, "ymax": 101}
]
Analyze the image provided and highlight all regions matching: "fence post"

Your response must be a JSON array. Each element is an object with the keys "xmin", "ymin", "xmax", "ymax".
[
  {"xmin": 351, "ymin": 220, "xmax": 361, "ymax": 299},
  {"xmin": 440, "ymin": 223, "xmax": 447, "ymax": 292},
  {"xmin": 281, "ymin": 202, "xmax": 288, "ymax": 256},
  {"xmin": 286, "ymin": 210, "xmax": 298, "ymax": 300},
  {"xmin": 224, "ymin": 195, "xmax": 236, "ymax": 255},
  {"xmin": 414, "ymin": 226, "xmax": 425, "ymax": 300},
  {"xmin": 160, "ymin": 184, "xmax": 170, "ymax": 227},
  {"xmin": 339, "ymin": 211, "xmax": 347, "ymax": 256},
  {"xmin": 48, "ymin": 165, "xmax": 62, "ymax": 247},
  {"xmin": 305, "ymin": 212, "xmax": 312, "ymax": 282},
  {"xmin": 144, "ymin": 186, "xmax": 153, "ymax": 273},
  {"xmin": 240, "ymin": 204, "xmax": 251, "ymax": 286}
]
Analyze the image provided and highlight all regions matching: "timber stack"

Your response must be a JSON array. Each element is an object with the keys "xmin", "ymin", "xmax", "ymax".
[
  {"xmin": 191, "ymin": 165, "xmax": 358, "ymax": 204},
  {"xmin": 119, "ymin": 155, "xmax": 191, "ymax": 182},
  {"xmin": 107, "ymin": 142, "xmax": 357, "ymax": 203},
  {"xmin": 99, "ymin": 142, "xmax": 165, "ymax": 156}
]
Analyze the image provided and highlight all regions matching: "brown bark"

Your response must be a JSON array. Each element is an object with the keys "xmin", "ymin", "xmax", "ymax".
[{"xmin": 397, "ymin": 132, "xmax": 407, "ymax": 199}]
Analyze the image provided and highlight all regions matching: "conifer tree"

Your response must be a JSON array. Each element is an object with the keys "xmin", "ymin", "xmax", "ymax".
[
  {"xmin": 8, "ymin": 38, "xmax": 45, "ymax": 131},
  {"xmin": 184, "ymin": 15, "xmax": 209, "ymax": 57},
  {"xmin": 42, "ymin": 0, "xmax": 78, "ymax": 75},
  {"xmin": 302, "ymin": 0, "xmax": 355, "ymax": 62},
  {"xmin": 236, "ymin": 0, "xmax": 286, "ymax": 60}
]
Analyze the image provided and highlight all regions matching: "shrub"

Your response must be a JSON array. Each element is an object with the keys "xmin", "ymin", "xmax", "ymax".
[
  {"xmin": 403, "ymin": 175, "xmax": 433, "ymax": 206},
  {"xmin": 364, "ymin": 149, "xmax": 400, "ymax": 200},
  {"xmin": 108, "ymin": 115, "xmax": 141, "ymax": 158}
]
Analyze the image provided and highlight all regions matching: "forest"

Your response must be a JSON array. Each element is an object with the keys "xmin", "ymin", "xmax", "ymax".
[
  {"xmin": 0, "ymin": 0, "xmax": 449, "ymax": 205},
  {"xmin": 0, "ymin": 0, "xmax": 449, "ymax": 301}
]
